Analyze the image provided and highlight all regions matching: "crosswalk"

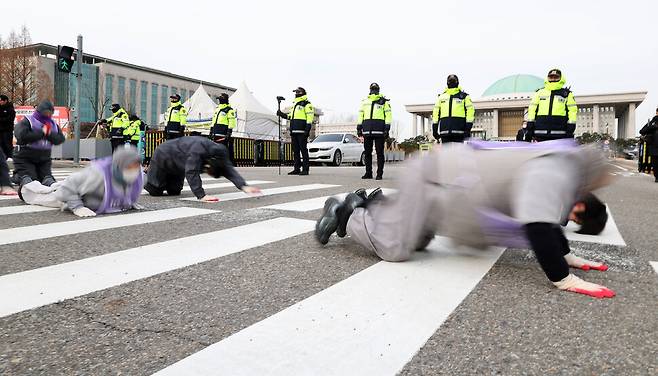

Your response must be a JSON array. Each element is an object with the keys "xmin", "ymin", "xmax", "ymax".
[{"xmin": 0, "ymin": 168, "xmax": 630, "ymax": 375}]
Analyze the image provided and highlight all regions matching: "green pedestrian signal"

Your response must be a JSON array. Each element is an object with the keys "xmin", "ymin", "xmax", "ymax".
[{"xmin": 57, "ymin": 45, "xmax": 75, "ymax": 73}]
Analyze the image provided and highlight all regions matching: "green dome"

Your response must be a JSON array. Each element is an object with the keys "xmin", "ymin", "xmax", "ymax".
[{"xmin": 482, "ymin": 74, "xmax": 544, "ymax": 97}]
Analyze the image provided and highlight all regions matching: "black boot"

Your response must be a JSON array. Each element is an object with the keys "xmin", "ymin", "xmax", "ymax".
[
  {"xmin": 315, "ymin": 197, "xmax": 341, "ymax": 245},
  {"xmin": 375, "ymin": 175, "xmax": 383, "ymax": 181},
  {"xmin": 361, "ymin": 173, "xmax": 373, "ymax": 179},
  {"xmin": 354, "ymin": 188, "xmax": 367, "ymax": 201},
  {"xmin": 360, "ymin": 187, "xmax": 386, "ymax": 208},
  {"xmin": 299, "ymin": 170, "xmax": 309, "ymax": 176},
  {"xmin": 336, "ymin": 189, "xmax": 366, "ymax": 238},
  {"xmin": 288, "ymin": 170, "xmax": 300, "ymax": 175}
]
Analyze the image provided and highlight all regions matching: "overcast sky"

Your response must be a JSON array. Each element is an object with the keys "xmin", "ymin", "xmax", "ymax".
[{"xmin": 2, "ymin": 0, "xmax": 656, "ymax": 139}]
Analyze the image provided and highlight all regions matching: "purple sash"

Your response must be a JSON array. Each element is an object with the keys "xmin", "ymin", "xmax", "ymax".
[
  {"xmin": 477, "ymin": 209, "xmax": 530, "ymax": 248},
  {"xmin": 26, "ymin": 113, "xmax": 59, "ymax": 150},
  {"xmin": 467, "ymin": 138, "xmax": 577, "ymax": 150},
  {"xmin": 93, "ymin": 157, "xmax": 143, "ymax": 214}
]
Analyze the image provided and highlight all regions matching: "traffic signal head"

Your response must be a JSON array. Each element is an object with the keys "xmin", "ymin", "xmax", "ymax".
[{"xmin": 57, "ymin": 45, "xmax": 75, "ymax": 73}]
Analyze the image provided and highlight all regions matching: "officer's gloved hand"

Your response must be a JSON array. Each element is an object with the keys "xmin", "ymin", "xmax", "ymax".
[
  {"xmin": 73, "ymin": 207, "xmax": 96, "ymax": 217},
  {"xmin": 276, "ymin": 110, "xmax": 286, "ymax": 118}
]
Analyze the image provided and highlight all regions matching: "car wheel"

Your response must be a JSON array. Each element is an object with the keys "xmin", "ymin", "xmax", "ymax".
[
  {"xmin": 358, "ymin": 152, "xmax": 366, "ymax": 166},
  {"xmin": 332, "ymin": 150, "xmax": 342, "ymax": 166}
]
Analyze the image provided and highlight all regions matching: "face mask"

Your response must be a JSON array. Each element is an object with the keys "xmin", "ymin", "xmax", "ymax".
[{"xmin": 122, "ymin": 169, "xmax": 141, "ymax": 183}]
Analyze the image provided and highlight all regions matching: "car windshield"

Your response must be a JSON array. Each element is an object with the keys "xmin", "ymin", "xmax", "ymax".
[{"xmin": 313, "ymin": 134, "xmax": 343, "ymax": 143}]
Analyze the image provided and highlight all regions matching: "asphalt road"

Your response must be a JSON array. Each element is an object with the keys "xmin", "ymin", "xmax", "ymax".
[{"xmin": 0, "ymin": 160, "xmax": 656, "ymax": 375}]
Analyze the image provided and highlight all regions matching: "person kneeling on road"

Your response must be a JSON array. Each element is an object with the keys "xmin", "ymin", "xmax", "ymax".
[
  {"xmin": 19, "ymin": 146, "xmax": 144, "ymax": 217},
  {"xmin": 144, "ymin": 136, "xmax": 260, "ymax": 202},
  {"xmin": 315, "ymin": 140, "xmax": 615, "ymax": 298}
]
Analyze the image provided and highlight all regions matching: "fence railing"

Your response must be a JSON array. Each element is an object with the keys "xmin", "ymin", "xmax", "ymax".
[{"xmin": 144, "ymin": 130, "xmax": 294, "ymax": 166}]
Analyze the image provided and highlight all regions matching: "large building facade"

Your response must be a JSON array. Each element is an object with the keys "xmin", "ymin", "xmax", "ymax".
[
  {"xmin": 24, "ymin": 43, "xmax": 235, "ymax": 124},
  {"xmin": 406, "ymin": 74, "xmax": 646, "ymax": 140}
]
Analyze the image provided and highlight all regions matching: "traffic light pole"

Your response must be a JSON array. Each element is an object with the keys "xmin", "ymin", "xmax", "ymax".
[{"xmin": 73, "ymin": 35, "xmax": 83, "ymax": 164}]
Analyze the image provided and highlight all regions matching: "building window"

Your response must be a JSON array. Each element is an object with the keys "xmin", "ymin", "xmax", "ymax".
[
  {"xmin": 104, "ymin": 74, "xmax": 114, "ymax": 117},
  {"xmin": 129, "ymin": 79, "xmax": 137, "ymax": 114},
  {"xmin": 161, "ymin": 85, "xmax": 169, "ymax": 114},
  {"xmin": 181, "ymin": 89, "xmax": 187, "ymax": 102},
  {"xmin": 140, "ymin": 81, "xmax": 148, "ymax": 121},
  {"xmin": 117, "ymin": 77, "xmax": 126, "ymax": 109},
  {"xmin": 172, "ymin": 87, "xmax": 178, "ymax": 97},
  {"xmin": 151, "ymin": 83, "xmax": 159, "ymax": 124}
]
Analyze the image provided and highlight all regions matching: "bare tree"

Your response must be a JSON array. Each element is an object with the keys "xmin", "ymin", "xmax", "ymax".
[
  {"xmin": 0, "ymin": 30, "xmax": 21, "ymax": 101},
  {"xmin": 0, "ymin": 26, "xmax": 39, "ymax": 106}
]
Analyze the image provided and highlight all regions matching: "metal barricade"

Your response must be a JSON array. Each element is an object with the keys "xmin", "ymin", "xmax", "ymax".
[{"xmin": 144, "ymin": 131, "xmax": 294, "ymax": 167}]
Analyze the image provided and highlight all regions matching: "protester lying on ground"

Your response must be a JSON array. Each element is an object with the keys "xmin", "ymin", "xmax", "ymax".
[
  {"xmin": 144, "ymin": 136, "xmax": 260, "ymax": 202},
  {"xmin": 316, "ymin": 139, "xmax": 615, "ymax": 298},
  {"xmin": 19, "ymin": 146, "xmax": 144, "ymax": 217}
]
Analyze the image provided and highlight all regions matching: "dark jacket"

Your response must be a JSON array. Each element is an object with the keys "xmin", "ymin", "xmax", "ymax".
[
  {"xmin": 148, "ymin": 136, "xmax": 246, "ymax": 199},
  {"xmin": 0, "ymin": 102, "xmax": 16, "ymax": 132},
  {"xmin": 14, "ymin": 117, "xmax": 66, "ymax": 147},
  {"xmin": 639, "ymin": 116, "xmax": 658, "ymax": 156},
  {"xmin": 516, "ymin": 128, "xmax": 530, "ymax": 142}
]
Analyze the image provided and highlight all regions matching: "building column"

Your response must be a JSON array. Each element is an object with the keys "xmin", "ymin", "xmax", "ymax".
[
  {"xmin": 412, "ymin": 114, "xmax": 418, "ymax": 137},
  {"xmin": 592, "ymin": 105, "xmax": 600, "ymax": 134},
  {"xmin": 492, "ymin": 109, "xmax": 499, "ymax": 139},
  {"xmin": 617, "ymin": 111, "xmax": 625, "ymax": 139},
  {"xmin": 627, "ymin": 103, "xmax": 636, "ymax": 138}
]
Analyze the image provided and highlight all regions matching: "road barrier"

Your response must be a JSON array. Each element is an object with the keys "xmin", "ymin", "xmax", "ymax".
[{"xmin": 144, "ymin": 131, "xmax": 294, "ymax": 166}]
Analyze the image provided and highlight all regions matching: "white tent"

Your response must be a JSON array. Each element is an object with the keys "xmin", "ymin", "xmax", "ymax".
[
  {"xmin": 230, "ymin": 81, "xmax": 279, "ymax": 141},
  {"xmin": 182, "ymin": 84, "xmax": 217, "ymax": 128}
]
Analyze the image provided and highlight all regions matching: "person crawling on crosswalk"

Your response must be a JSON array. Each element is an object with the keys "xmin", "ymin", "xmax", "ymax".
[
  {"xmin": 144, "ymin": 136, "xmax": 260, "ymax": 202},
  {"xmin": 315, "ymin": 139, "xmax": 616, "ymax": 299},
  {"xmin": 18, "ymin": 146, "xmax": 144, "ymax": 217}
]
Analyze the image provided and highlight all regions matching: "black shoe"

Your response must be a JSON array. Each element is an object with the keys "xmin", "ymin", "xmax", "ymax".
[
  {"xmin": 362, "ymin": 173, "xmax": 373, "ymax": 179},
  {"xmin": 299, "ymin": 170, "xmax": 309, "ymax": 176},
  {"xmin": 315, "ymin": 197, "xmax": 341, "ymax": 245},
  {"xmin": 288, "ymin": 170, "xmax": 301, "ymax": 175},
  {"xmin": 375, "ymin": 175, "xmax": 383, "ymax": 181},
  {"xmin": 336, "ymin": 192, "xmax": 365, "ymax": 238},
  {"xmin": 354, "ymin": 188, "xmax": 367, "ymax": 201},
  {"xmin": 367, "ymin": 187, "xmax": 383, "ymax": 201}
]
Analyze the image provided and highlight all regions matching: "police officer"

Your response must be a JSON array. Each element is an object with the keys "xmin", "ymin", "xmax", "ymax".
[
  {"xmin": 164, "ymin": 93, "xmax": 188, "ymax": 140},
  {"xmin": 357, "ymin": 83, "xmax": 391, "ymax": 180},
  {"xmin": 277, "ymin": 87, "xmax": 314, "ymax": 175},
  {"xmin": 639, "ymin": 107, "xmax": 658, "ymax": 182},
  {"xmin": 124, "ymin": 115, "xmax": 143, "ymax": 147},
  {"xmin": 527, "ymin": 69, "xmax": 577, "ymax": 141},
  {"xmin": 432, "ymin": 74, "xmax": 475, "ymax": 143},
  {"xmin": 210, "ymin": 93, "xmax": 237, "ymax": 163},
  {"xmin": 104, "ymin": 103, "xmax": 130, "ymax": 151}
]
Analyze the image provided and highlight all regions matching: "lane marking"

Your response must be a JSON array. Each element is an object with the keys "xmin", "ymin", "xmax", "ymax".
[
  {"xmin": 0, "ymin": 217, "xmax": 315, "ymax": 317},
  {"xmin": 180, "ymin": 184, "xmax": 340, "ymax": 202},
  {"xmin": 0, "ymin": 205, "xmax": 58, "ymax": 216},
  {"xmin": 609, "ymin": 163, "xmax": 628, "ymax": 172},
  {"xmin": 141, "ymin": 180, "xmax": 274, "ymax": 195},
  {"xmin": 260, "ymin": 188, "xmax": 396, "ymax": 212},
  {"xmin": 0, "ymin": 207, "xmax": 216, "ymax": 246},
  {"xmin": 564, "ymin": 207, "xmax": 626, "ymax": 246},
  {"xmin": 153, "ymin": 238, "xmax": 504, "ymax": 376},
  {"xmin": 0, "ymin": 195, "xmax": 19, "ymax": 201},
  {"xmin": 650, "ymin": 261, "xmax": 658, "ymax": 275}
]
